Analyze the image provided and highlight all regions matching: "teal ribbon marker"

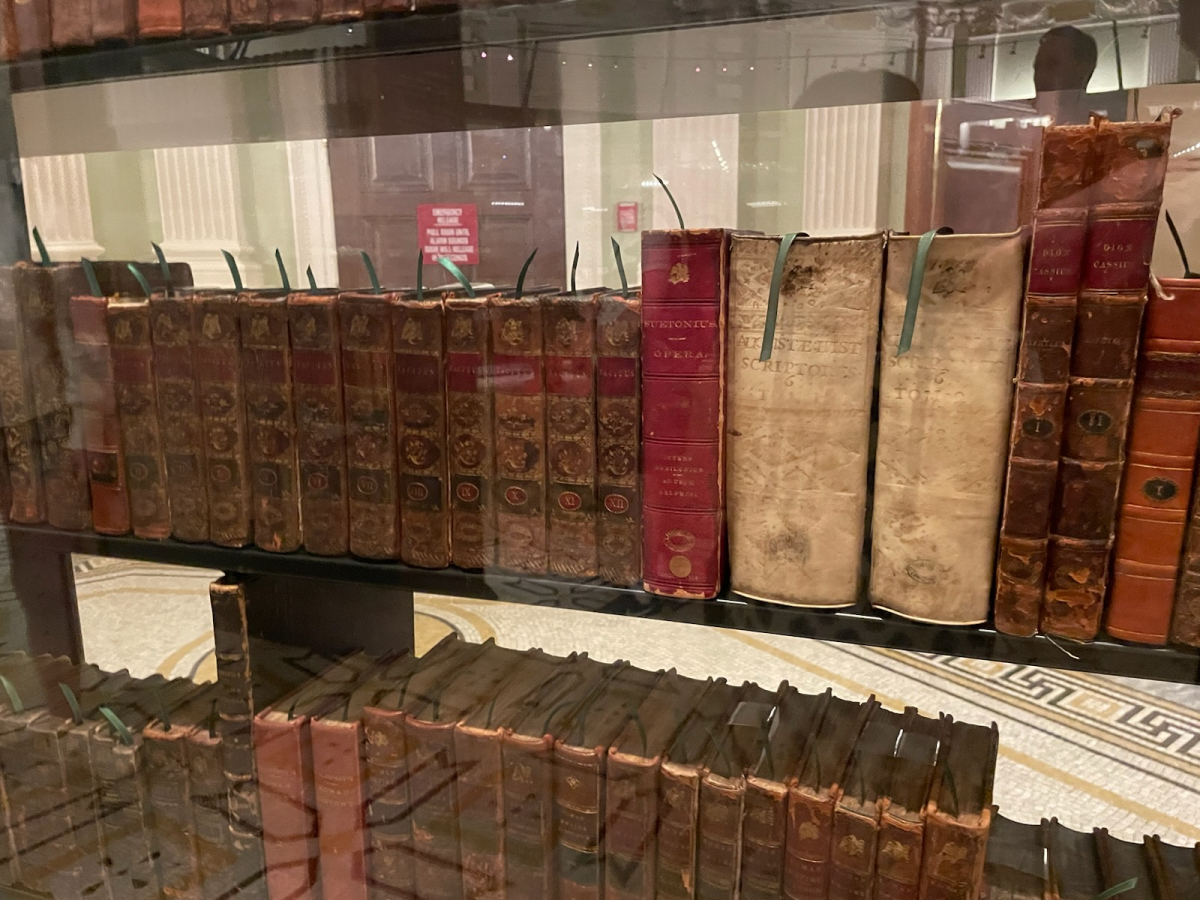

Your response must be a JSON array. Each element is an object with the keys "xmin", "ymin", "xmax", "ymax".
[
  {"xmin": 515, "ymin": 248, "xmax": 537, "ymax": 299},
  {"xmin": 222, "ymin": 250, "xmax": 243, "ymax": 292},
  {"xmin": 759, "ymin": 232, "xmax": 801, "ymax": 362},
  {"xmin": 32, "ymin": 227, "xmax": 50, "ymax": 266},
  {"xmin": 415, "ymin": 250, "xmax": 423, "ymax": 302},
  {"xmin": 126, "ymin": 263, "xmax": 152, "ymax": 298},
  {"xmin": 306, "ymin": 266, "xmax": 318, "ymax": 291},
  {"xmin": 570, "ymin": 241, "xmax": 579, "ymax": 294},
  {"xmin": 59, "ymin": 684, "xmax": 83, "ymax": 725},
  {"xmin": 152, "ymin": 242, "xmax": 172, "ymax": 292},
  {"xmin": 897, "ymin": 227, "xmax": 952, "ymax": 356},
  {"xmin": 1096, "ymin": 879, "xmax": 1137, "ymax": 900},
  {"xmin": 81, "ymin": 258, "xmax": 102, "ymax": 297},
  {"xmin": 99, "ymin": 706, "xmax": 134, "ymax": 746},
  {"xmin": 275, "ymin": 249, "xmax": 291, "ymax": 292},
  {"xmin": 654, "ymin": 173, "xmax": 684, "ymax": 229},
  {"xmin": 0, "ymin": 675, "xmax": 22, "ymax": 713},
  {"xmin": 360, "ymin": 250, "xmax": 381, "ymax": 294},
  {"xmin": 611, "ymin": 236, "xmax": 628, "ymax": 299},
  {"xmin": 438, "ymin": 258, "xmax": 474, "ymax": 298}
]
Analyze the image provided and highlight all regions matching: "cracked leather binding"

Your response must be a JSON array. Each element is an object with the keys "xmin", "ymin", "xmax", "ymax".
[{"xmin": 0, "ymin": 267, "xmax": 45, "ymax": 523}]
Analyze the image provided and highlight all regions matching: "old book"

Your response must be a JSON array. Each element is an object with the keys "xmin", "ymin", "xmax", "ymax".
[
  {"xmin": 1093, "ymin": 829, "xmax": 1155, "ymax": 900},
  {"xmin": 92, "ymin": 0, "xmax": 136, "ymax": 41},
  {"xmin": 288, "ymin": 290, "xmax": 349, "ymax": 556},
  {"xmin": 268, "ymin": 0, "xmax": 314, "ymax": 28},
  {"xmin": 182, "ymin": 0, "xmax": 228, "ymax": 35},
  {"xmin": 544, "ymin": 289, "xmax": 600, "ymax": 578},
  {"xmin": 1104, "ymin": 276, "xmax": 1200, "ymax": 644},
  {"xmin": 10, "ymin": 0, "xmax": 50, "ymax": 55},
  {"xmin": 241, "ymin": 291, "xmax": 302, "ymax": 553},
  {"xmin": 981, "ymin": 816, "xmax": 1046, "ymax": 900},
  {"xmin": 491, "ymin": 293, "xmax": 548, "ymax": 573},
  {"xmin": 193, "ymin": 292, "xmax": 251, "ymax": 547},
  {"xmin": 392, "ymin": 293, "xmax": 451, "ymax": 568},
  {"xmin": 783, "ymin": 695, "xmax": 875, "ymax": 900},
  {"xmin": 108, "ymin": 298, "xmax": 171, "ymax": 538},
  {"xmin": 604, "ymin": 672, "xmax": 713, "ymax": 900},
  {"xmin": 994, "ymin": 122, "xmax": 1097, "ymax": 636},
  {"xmin": 1145, "ymin": 835, "xmax": 1200, "ymax": 900},
  {"xmin": 151, "ymin": 290, "xmax": 209, "ymax": 542},
  {"xmin": 1042, "ymin": 114, "xmax": 1175, "ymax": 641},
  {"xmin": 726, "ymin": 233, "xmax": 884, "ymax": 607},
  {"xmin": 0, "ymin": 267, "xmax": 44, "ymax": 523},
  {"xmin": 596, "ymin": 289, "xmax": 642, "ymax": 587},
  {"xmin": 445, "ymin": 295, "xmax": 496, "ymax": 569},
  {"xmin": 339, "ymin": 292, "xmax": 400, "ymax": 559},
  {"xmin": 228, "ymin": 0, "xmax": 266, "ymax": 30},
  {"xmin": 51, "ymin": 0, "xmax": 92, "ymax": 46},
  {"xmin": 917, "ymin": 720, "xmax": 998, "ymax": 900},
  {"xmin": 871, "ymin": 231, "xmax": 1024, "ymax": 624},
  {"xmin": 318, "ymin": 0, "xmax": 359, "ymax": 22},
  {"xmin": 641, "ymin": 229, "xmax": 730, "ymax": 599},
  {"xmin": 187, "ymin": 712, "xmax": 238, "ymax": 900},
  {"xmin": 138, "ymin": 0, "xmax": 182, "ymax": 37},
  {"xmin": 1045, "ymin": 818, "xmax": 1103, "ymax": 900}
]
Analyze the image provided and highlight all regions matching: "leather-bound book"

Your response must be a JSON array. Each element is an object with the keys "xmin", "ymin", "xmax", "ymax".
[
  {"xmin": 339, "ymin": 292, "xmax": 400, "ymax": 559},
  {"xmin": 241, "ymin": 291, "xmax": 301, "ymax": 552},
  {"xmin": 10, "ymin": 0, "xmax": 50, "ymax": 56},
  {"xmin": 268, "ymin": 0, "xmax": 314, "ymax": 28},
  {"xmin": 193, "ymin": 292, "xmax": 251, "ymax": 547},
  {"xmin": 981, "ymin": 816, "xmax": 1046, "ymax": 900},
  {"xmin": 92, "ymin": 0, "xmax": 136, "ymax": 42},
  {"xmin": 874, "ymin": 713, "xmax": 950, "ymax": 900},
  {"xmin": 1093, "ymin": 830, "xmax": 1155, "ymax": 900},
  {"xmin": 994, "ymin": 122, "xmax": 1096, "ymax": 636},
  {"xmin": 318, "ymin": 0, "xmax": 359, "ymax": 23},
  {"xmin": 641, "ymin": 229, "xmax": 730, "ymax": 599},
  {"xmin": 1045, "ymin": 818, "xmax": 1103, "ymax": 900},
  {"xmin": 228, "ymin": 0, "xmax": 267, "ymax": 30},
  {"xmin": 138, "ymin": 0, "xmax": 183, "ymax": 37},
  {"xmin": 187, "ymin": 713, "xmax": 239, "ymax": 900},
  {"xmin": 1042, "ymin": 114, "xmax": 1176, "ymax": 640},
  {"xmin": 657, "ymin": 678, "xmax": 740, "ymax": 900},
  {"xmin": 596, "ymin": 289, "xmax": 642, "ymax": 587},
  {"xmin": 783, "ymin": 695, "xmax": 875, "ymax": 900},
  {"xmin": 1105, "ymin": 277, "xmax": 1200, "ymax": 644},
  {"xmin": 288, "ymin": 290, "xmax": 349, "ymax": 556},
  {"xmin": 51, "ymin": 0, "xmax": 92, "ymax": 48},
  {"xmin": 544, "ymin": 289, "xmax": 600, "ymax": 578},
  {"xmin": 727, "ymin": 233, "xmax": 884, "ymax": 607},
  {"xmin": 1145, "ymin": 835, "xmax": 1200, "ymax": 900},
  {"xmin": 916, "ymin": 720, "xmax": 997, "ymax": 900},
  {"xmin": 871, "ymin": 232, "xmax": 1024, "ymax": 624},
  {"xmin": 740, "ymin": 689, "xmax": 831, "ymax": 900},
  {"xmin": 446, "ymin": 295, "xmax": 496, "ymax": 569},
  {"xmin": 108, "ymin": 298, "xmax": 171, "ymax": 538},
  {"xmin": 0, "ymin": 268, "xmax": 45, "ymax": 523},
  {"xmin": 604, "ymin": 672, "xmax": 712, "ymax": 900},
  {"xmin": 183, "ymin": 0, "xmax": 228, "ymax": 35},
  {"xmin": 491, "ymin": 293, "xmax": 548, "ymax": 573},
  {"xmin": 392, "ymin": 293, "xmax": 451, "ymax": 568}
]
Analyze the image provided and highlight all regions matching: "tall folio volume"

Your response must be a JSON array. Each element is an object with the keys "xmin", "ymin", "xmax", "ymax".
[{"xmin": 641, "ymin": 229, "xmax": 730, "ymax": 599}]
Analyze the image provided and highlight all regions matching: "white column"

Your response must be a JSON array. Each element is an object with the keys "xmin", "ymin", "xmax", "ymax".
[
  {"xmin": 651, "ymin": 114, "xmax": 739, "ymax": 231},
  {"xmin": 285, "ymin": 139, "xmax": 339, "ymax": 289},
  {"xmin": 20, "ymin": 154, "xmax": 104, "ymax": 259},
  {"xmin": 802, "ymin": 103, "xmax": 884, "ymax": 235},
  {"xmin": 562, "ymin": 122, "xmax": 605, "ymax": 288}
]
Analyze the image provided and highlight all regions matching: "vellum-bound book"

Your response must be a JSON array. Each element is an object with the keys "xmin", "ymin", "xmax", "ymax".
[
  {"xmin": 871, "ymin": 231, "xmax": 1024, "ymax": 624},
  {"xmin": 726, "ymin": 233, "xmax": 884, "ymax": 606}
]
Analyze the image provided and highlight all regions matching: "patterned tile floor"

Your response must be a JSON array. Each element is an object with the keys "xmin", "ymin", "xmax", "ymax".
[{"xmin": 71, "ymin": 555, "xmax": 1200, "ymax": 843}]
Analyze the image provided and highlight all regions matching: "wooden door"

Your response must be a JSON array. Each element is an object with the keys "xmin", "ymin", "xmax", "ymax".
[{"xmin": 329, "ymin": 127, "xmax": 566, "ymax": 291}]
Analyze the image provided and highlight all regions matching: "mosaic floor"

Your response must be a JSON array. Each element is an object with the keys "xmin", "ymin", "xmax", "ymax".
[{"xmin": 71, "ymin": 555, "xmax": 1200, "ymax": 844}]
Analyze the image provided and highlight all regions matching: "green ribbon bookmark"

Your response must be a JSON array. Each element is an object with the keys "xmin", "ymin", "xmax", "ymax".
[
  {"xmin": 0, "ymin": 675, "xmax": 22, "ymax": 713},
  {"xmin": 151, "ymin": 242, "xmax": 172, "ymax": 292},
  {"xmin": 1165, "ymin": 210, "xmax": 1199, "ymax": 278},
  {"xmin": 415, "ymin": 250, "xmax": 423, "ymax": 302},
  {"xmin": 515, "ymin": 248, "xmax": 537, "ymax": 299},
  {"xmin": 31, "ymin": 227, "xmax": 50, "ymax": 266},
  {"xmin": 759, "ymin": 232, "xmax": 800, "ymax": 362},
  {"xmin": 154, "ymin": 686, "xmax": 171, "ymax": 732},
  {"xmin": 126, "ymin": 263, "xmax": 152, "ymax": 298},
  {"xmin": 221, "ymin": 250, "xmax": 243, "ymax": 292},
  {"xmin": 1096, "ymin": 879, "xmax": 1137, "ymax": 900},
  {"xmin": 275, "ymin": 249, "xmax": 291, "ymax": 292},
  {"xmin": 654, "ymin": 173, "xmax": 684, "ymax": 229},
  {"xmin": 438, "ymin": 257, "xmax": 474, "ymax": 298},
  {"xmin": 98, "ymin": 706, "xmax": 134, "ymax": 746},
  {"xmin": 59, "ymin": 683, "xmax": 83, "ymax": 725},
  {"xmin": 897, "ymin": 227, "xmax": 952, "ymax": 356},
  {"xmin": 81, "ymin": 258, "xmax": 102, "ymax": 298},
  {"xmin": 611, "ymin": 237, "xmax": 628, "ymax": 299},
  {"xmin": 570, "ymin": 241, "xmax": 580, "ymax": 294},
  {"xmin": 361, "ymin": 250, "xmax": 381, "ymax": 294},
  {"xmin": 306, "ymin": 266, "xmax": 317, "ymax": 291}
]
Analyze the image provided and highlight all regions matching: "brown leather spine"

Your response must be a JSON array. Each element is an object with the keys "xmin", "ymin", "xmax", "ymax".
[
  {"xmin": 827, "ymin": 797, "xmax": 882, "ymax": 900},
  {"xmin": 187, "ymin": 727, "xmax": 240, "ymax": 900},
  {"xmin": 917, "ymin": 806, "xmax": 991, "ymax": 900},
  {"xmin": 194, "ymin": 292, "xmax": 251, "ymax": 547},
  {"xmin": 0, "ymin": 267, "xmax": 45, "ymax": 522},
  {"xmin": 446, "ymin": 296, "xmax": 496, "ymax": 569},
  {"xmin": 228, "ymin": 0, "xmax": 266, "ymax": 29},
  {"xmin": 144, "ymin": 724, "xmax": 202, "ymax": 900},
  {"xmin": 317, "ymin": 0, "xmax": 359, "ymax": 23},
  {"xmin": 11, "ymin": 0, "xmax": 50, "ymax": 55},
  {"xmin": 405, "ymin": 717, "xmax": 463, "ymax": 900},
  {"xmin": 241, "ymin": 292, "xmax": 301, "ymax": 552},
  {"xmin": 311, "ymin": 718, "xmax": 369, "ymax": 900},
  {"xmin": 255, "ymin": 715, "xmax": 320, "ymax": 900},
  {"xmin": 596, "ymin": 290, "xmax": 641, "ymax": 586},
  {"xmin": 491, "ymin": 295, "xmax": 548, "ymax": 573},
  {"xmin": 503, "ymin": 732, "xmax": 555, "ymax": 900},
  {"xmin": 70, "ymin": 293, "xmax": 131, "ymax": 535},
  {"xmin": 50, "ymin": 0, "xmax": 91, "ymax": 47},
  {"xmin": 605, "ymin": 746, "xmax": 659, "ymax": 900},
  {"xmin": 1103, "ymin": 278, "xmax": 1200, "ymax": 645},
  {"xmin": 91, "ymin": 0, "xmax": 136, "ymax": 41},
  {"xmin": 109, "ymin": 299, "xmax": 171, "ymax": 538},
  {"xmin": 545, "ymin": 291, "xmax": 599, "ymax": 577},
  {"xmin": 340, "ymin": 292, "xmax": 400, "ymax": 559},
  {"xmin": 268, "ymin": 0, "xmax": 314, "ymax": 28},
  {"xmin": 151, "ymin": 292, "xmax": 209, "ymax": 542},
  {"xmin": 554, "ymin": 741, "xmax": 606, "ymax": 900},
  {"xmin": 875, "ymin": 804, "xmax": 925, "ymax": 900},
  {"xmin": 657, "ymin": 759, "xmax": 704, "ymax": 900},
  {"xmin": 138, "ymin": 0, "xmax": 183, "ymax": 37},
  {"xmin": 783, "ymin": 785, "xmax": 839, "ymax": 900},
  {"xmin": 362, "ymin": 708, "xmax": 413, "ymax": 900},
  {"xmin": 697, "ymin": 775, "xmax": 745, "ymax": 900},
  {"xmin": 182, "ymin": 0, "xmax": 228, "ymax": 35},
  {"xmin": 392, "ymin": 295, "xmax": 451, "ymax": 568},
  {"xmin": 455, "ymin": 722, "xmax": 506, "ymax": 900},
  {"xmin": 289, "ymin": 291, "xmax": 349, "ymax": 556}
]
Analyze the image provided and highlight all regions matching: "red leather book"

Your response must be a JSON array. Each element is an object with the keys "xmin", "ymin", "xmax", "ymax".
[
  {"xmin": 0, "ymin": 266, "xmax": 45, "ymax": 523},
  {"xmin": 241, "ymin": 291, "xmax": 301, "ymax": 553},
  {"xmin": 445, "ymin": 296, "xmax": 496, "ymax": 569},
  {"xmin": 138, "ymin": 0, "xmax": 183, "ymax": 37},
  {"xmin": 228, "ymin": 0, "xmax": 267, "ymax": 29},
  {"xmin": 289, "ymin": 290, "xmax": 349, "ymax": 556},
  {"xmin": 182, "ymin": 0, "xmax": 228, "ymax": 35},
  {"xmin": 92, "ymin": 0, "xmax": 136, "ymax": 42},
  {"xmin": 392, "ymin": 293, "xmax": 451, "ymax": 568},
  {"xmin": 994, "ymin": 122, "xmax": 1096, "ymax": 636},
  {"xmin": 108, "ymin": 298, "xmax": 171, "ymax": 539},
  {"xmin": 339, "ymin": 292, "xmax": 400, "ymax": 559},
  {"xmin": 545, "ymin": 289, "xmax": 599, "ymax": 578},
  {"xmin": 70, "ymin": 293, "xmax": 131, "ymax": 535},
  {"xmin": 640, "ymin": 229, "xmax": 729, "ymax": 599},
  {"xmin": 50, "ymin": 0, "xmax": 92, "ymax": 47}
]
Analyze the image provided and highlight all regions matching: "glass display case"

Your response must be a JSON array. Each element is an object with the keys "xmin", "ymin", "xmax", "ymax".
[{"xmin": 0, "ymin": 2, "xmax": 1197, "ymax": 899}]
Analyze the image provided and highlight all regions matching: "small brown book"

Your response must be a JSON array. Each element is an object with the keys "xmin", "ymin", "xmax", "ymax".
[
  {"xmin": 982, "ymin": 816, "xmax": 1047, "ymax": 900},
  {"xmin": 1045, "ymin": 817, "xmax": 1103, "ymax": 900},
  {"xmin": 1145, "ymin": 834, "xmax": 1200, "ymax": 900},
  {"xmin": 1093, "ymin": 828, "xmax": 1156, "ymax": 900}
]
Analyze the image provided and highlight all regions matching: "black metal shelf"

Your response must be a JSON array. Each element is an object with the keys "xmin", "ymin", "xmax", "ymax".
[{"xmin": 7, "ymin": 522, "xmax": 1199, "ymax": 685}]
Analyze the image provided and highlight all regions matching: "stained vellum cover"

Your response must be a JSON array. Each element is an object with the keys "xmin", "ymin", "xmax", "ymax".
[{"xmin": 726, "ymin": 233, "xmax": 884, "ymax": 607}]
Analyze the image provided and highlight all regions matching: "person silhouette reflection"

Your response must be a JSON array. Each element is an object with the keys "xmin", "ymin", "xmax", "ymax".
[{"xmin": 1033, "ymin": 25, "xmax": 1099, "ymax": 124}]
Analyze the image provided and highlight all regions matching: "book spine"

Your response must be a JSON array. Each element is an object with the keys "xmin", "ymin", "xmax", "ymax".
[
  {"xmin": 255, "ymin": 716, "xmax": 320, "ymax": 900},
  {"xmin": 187, "ymin": 731, "xmax": 240, "ymax": 900},
  {"xmin": 340, "ymin": 295, "xmax": 400, "ymax": 559},
  {"xmin": 393, "ymin": 297, "xmax": 451, "ymax": 568},
  {"xmin": 50, "ymin": 0, "xmax": 92, "ymax": 47},
  {"xmin": 696, "ymin": 778, "xmax": 744, "ymax": 900},
  {"xmin": 604, "ymin": 754, "xmax": 657, "ymax": 900},
  {"xmin": 241, "ymin": 295, "xmax": 302, "ymax": 553},
  {"xmin": 656, "ymin": 764, "xmax": 702, "ymax": 900},
  {"xmin": 362, "ymin": 709, "xmax": 414, "ymax": 900},
  {"xmin": 289, "ymin": 293, "xmax": 349, "ymax": 556},
  {"xmin": 194, "ymin": 294, "xmax": 252, "ymax": 547},
  {"xmin": 1173, "ymin": 472, "xmax": 1200, "ymax": 646},
  {"xmin": 182, "ymin": 0, "xmax": 227, "ymax": 34},
  {"xmin": 91, "ymin": 0, "xmax": 135, "ymax": 41},
  {"xmin": 491, "ymin": 297, "xmax": 548, "ymax": 573},
  {"xmin": 454, "ymin": 725, "xmax": 505, "ymax": 900},
  {"xmin": 502, "ymin": 734, "xmax": 554, "ymax": 900},
  {"xmin": 545, "ymin": 293, "xmax": 599, "ymax": 577},
  {"xmin": 312, "ymin": 720, "xmax": 369, "ymax": 900},
  {"xmin": 137, "ymin": 0, "xmax": 182, "ymax": 37},
  {"xmin": 874, "ymin": 810, "xmax": 923, "ymax": 900},
  {"xmin": 641, "ymin": 230, "xmax": 728, "ymax": 599},
  {"xmin": 268, "ymin": 0, "xmax": 314, "ymax": 27},
  {"xmin": 61, "ymin": 727, "xmax": 103, "ymax": 899},
  {"xmin": 0, "ymin": 267, "xmax": 45, "ymax": 522},
  {"xmin": 228, "ymin": 0, "xmax": 266, "ymax": 29},
  {"xmin": 406, "ymin": 720, "xmax": 462, "ymax": 900},
  {"xmin": 1, "ymin": 718, "xmax": 67, "ymax": 894},
  {"xmin": 916, "ymin": 811, "xmax": 989, "ymax": 900},
  {"xmin": 827, "ymin": 805, "xmax": 879, "ymax": 900},
  {"xmin": 994, "ymin": 207, "xmax": 1088, "ymax": 636},
  {"xmin": 783, "ymin": 789, "xmax": 836, "ymax": 900},
  {"xmin": 317, "ymin": 0, "xmax": 360, "ymax": 23},
  {"xmin": 1104, "ymin": 279, "xmax": 1200, "ymax": 644},
  {"xmin": 109, "ymin": 301, "xmax": 171, "ymax": 538},
  {"xmin": 596, "ymin": 293, "xmax": 641, "ymax": 586},
  {"xmin": 151, "ymin": 294, "xmax": 209, "ymax": 542},
  {"xmin": 144, "ymin": 731, "xmax": 202, "ymax": 900},
  {"xmin": 740, "ymin": 782, "xmax": 788, "ymax": 900},
  {"xmin": 11, "ymin": 0, "xmax": 50, "ymax": 55},
  {"xmin": 555, "ymin": 745, "xmax": 604, "ymax": 900},
  {"xmin": 93, "ymin": 738, "xmax": 162, "ymax": 900},
  {"xmin": 445, "ymin": 298, "xmax": 496, "ymax": 569},
  {"xmin": 70, "ymin": 294, "xmax": 131, "ymax": 535}
]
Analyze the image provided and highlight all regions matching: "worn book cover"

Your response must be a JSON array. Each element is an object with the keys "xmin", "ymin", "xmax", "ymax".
[
  {"xmin": 0, "ymin": 267, "xmax": 45, "ymax": 523},
  {"xmin": 981, "ymin": 816, "xmax": 1046, "ymax": 900}
]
